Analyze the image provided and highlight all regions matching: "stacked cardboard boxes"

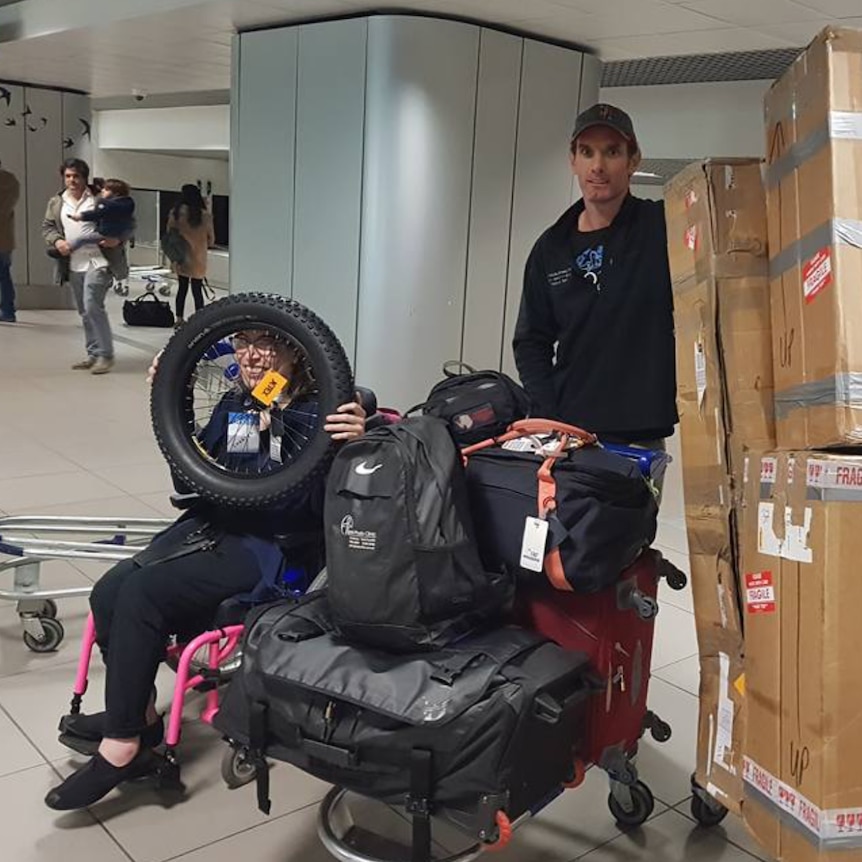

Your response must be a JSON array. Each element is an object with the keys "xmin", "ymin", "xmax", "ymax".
[
  {"xmin": 665, "ymin": 159, "xmax": 775, "ymax": 813},
  {"xmin": 741, "ymin": 26, "xmax": 862, "ymax": 861}
]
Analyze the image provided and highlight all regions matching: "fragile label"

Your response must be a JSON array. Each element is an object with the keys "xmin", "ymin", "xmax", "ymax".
[
  {"xmin": 807, "ymin": 459, "xmax": 862, "ymax": 490},
  {"xmin": 761, "ymin": 456, "xmax": 777, "ymax": 485},
  {"xmin": 745, "ymin": 571, "xmax": 776, "ymax": 614},
  {"xmin": 520, "ymin": 517, "xmax": 549, "ymax": 572},
  {"xmin": 802, "ymin": 247, "xmax": 832, "ymax": 304},
  {"xmin": 694, "ymin": 341, "xmax": 707, "ymax": 407},
  {"xmin": 684, "ymin": 225, "xmax": 698, "ymax": 251}
]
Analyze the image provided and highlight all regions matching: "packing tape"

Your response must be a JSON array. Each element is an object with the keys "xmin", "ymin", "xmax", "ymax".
[
  {"xmin": 765, "ymin": 110, "xmax": 862, "ymax": 189},
  {"xmin": 769, "ymin": 218, "xmax": 862, "ymax": 280},
  {"xmin": 744, "ymin": 756, "xmax": 862, "ymax": 850},
  {"xmin": 774, "ymin": 373, "xmax": 862, "ymax": 419}
]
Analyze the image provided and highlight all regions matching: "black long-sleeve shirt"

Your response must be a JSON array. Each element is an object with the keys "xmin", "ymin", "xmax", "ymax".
[{"xmin": 512, "ymin": 194, "xmax": 678, "ymax": 443}]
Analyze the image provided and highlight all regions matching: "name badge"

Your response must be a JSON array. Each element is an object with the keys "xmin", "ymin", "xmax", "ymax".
[{"xmin": 227, "ymin": 412, "xmax": 260, "ymax": 454}]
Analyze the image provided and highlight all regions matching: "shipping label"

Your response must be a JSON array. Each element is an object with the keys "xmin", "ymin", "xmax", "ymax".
[
  {"xmin": 694, "ymin": 341, "xmax": 707, "ymax": 407},
  {"xmin": 802, "ymin": 247, "xmax": 832, "ymax": 304},
  {"xmin": 745, "ymin": 571, "xmax": 776, "ymax": 614},
  {"xmin": 807, "ymin": 459, "xmax": 862, "ymax": 502},
  {"xmin": 744, "ymin": 757, "xmax": 862, "ymax": 849}
]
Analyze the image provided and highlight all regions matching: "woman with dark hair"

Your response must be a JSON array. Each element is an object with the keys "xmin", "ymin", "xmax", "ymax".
[{"xmin": 166, "ymin": 184, "xmax": 214, "ymax": 325}]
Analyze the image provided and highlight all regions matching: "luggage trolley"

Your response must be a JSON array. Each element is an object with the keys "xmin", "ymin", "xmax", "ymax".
[{"xmin": 0, "ymin": 515, "xmax": 173, "ymax": 652}]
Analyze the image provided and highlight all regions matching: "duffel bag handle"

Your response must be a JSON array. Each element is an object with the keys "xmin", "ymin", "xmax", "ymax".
[
  {"xmin": 507, "ymin": 419, "xmax": 596, "ymax": 443},
  {"xmin": 442, "ymin": 359, "xmax": 477, "ymax": 378}
]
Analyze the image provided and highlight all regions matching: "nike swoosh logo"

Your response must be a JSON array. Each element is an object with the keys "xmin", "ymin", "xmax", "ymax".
[{"xmin": 355, "ymin": 461, "xmax": 383, "ymax": 476}]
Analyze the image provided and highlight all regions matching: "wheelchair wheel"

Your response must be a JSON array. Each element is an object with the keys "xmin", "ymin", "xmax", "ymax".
[
  {"xmin": 151, "ymin": 293, "xmax": 353, "ymax": 509},
  {"xmin": 221, "ymin": 744, "xmax": 258, "ymax": 789}
]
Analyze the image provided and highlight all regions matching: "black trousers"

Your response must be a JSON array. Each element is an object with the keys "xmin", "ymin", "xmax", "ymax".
[
  {"xmin": 89, "ymin": 522, "xmax": 260, "ymax": 738},
  {"xmin": 175, "ymin": 276, "xmax": 204, "ymax": 318}
]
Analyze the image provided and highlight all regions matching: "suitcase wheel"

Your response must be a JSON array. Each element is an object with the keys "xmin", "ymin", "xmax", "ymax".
[
  {"xmin": 608, "ymin": 780, "xmax": 654, "ymax": 829},
  {"xmin": 485, "ymin": 811, "xmax": 513, "ymax": 851}
]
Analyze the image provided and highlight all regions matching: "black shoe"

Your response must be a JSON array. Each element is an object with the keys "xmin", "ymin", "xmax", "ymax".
[
  {"xmin": 44, "ymin": 749, "xmax": 160, "ymax": 810},
  {"xmin": 58, "ymin": 712, "xmax": 165, "ymax": 757}
]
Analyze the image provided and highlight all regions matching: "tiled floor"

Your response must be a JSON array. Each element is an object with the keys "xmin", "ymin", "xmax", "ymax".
[{"xmin": 0, "ymin": 294, "xmax": 773, "ymax": 862}]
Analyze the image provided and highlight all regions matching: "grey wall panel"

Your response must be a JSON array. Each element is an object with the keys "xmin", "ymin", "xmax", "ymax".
[
  {"xmin": 0, "ymin": 84, "xmax": 27, "ymax": 284},
  {"xmin": 570, "ymin": 53, "xmax": 602, "ymax": 203},
  {"xmin": 61, "ymin": 92, "xmax": 92, "ymax": 168},
  {"xmin": 501, "ymin": 43, "xmax": 587, "ymax": 379},
  {"xmin": 355, "ymin": 16, "xmax": 479, "ymax": 409},
  {"xmin": 25, "ymin": 87, "xmax": 63, "ymax": 287},
  {"xmin": 460, "ymin": 29, "xmax": 522, "ymax": 372},
  {"xmin": 230, "ymin": 27, "xmax": 297, "ymax": 296},
  {"xmin": 292, "ymin": 17, "xmax": 367, "ymax": 366}
]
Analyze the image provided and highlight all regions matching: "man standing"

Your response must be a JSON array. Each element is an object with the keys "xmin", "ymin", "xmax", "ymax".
[
  {"xmin": 0, "ymin": 160, "xmax": 20, "ymax": 323},
  {"xmin": 513, "ymin": 103, "xmax": 677, "ymax": 450},
  {"xmin": 42, "ymin": 158, "xmax": 128, "ymax": 374}
]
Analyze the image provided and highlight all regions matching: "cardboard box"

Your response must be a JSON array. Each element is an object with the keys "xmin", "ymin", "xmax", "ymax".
[
  {"xmin": 764, "ymin": 27, "xmax": 862, "ymax": 449},
  {"xmin": 742, "ymin": 451, "xmax": 862, "ymax": 860},
  {"xmin": 665, "ymin": 159, "xmax": 775, "ymax": 811}
]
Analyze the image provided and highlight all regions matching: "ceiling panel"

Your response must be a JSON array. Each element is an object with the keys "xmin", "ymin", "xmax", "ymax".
[
  {"xmin": 677, "ymin": 0, "xmax": 824, "ymax": 27},
  {"xmin": 796, "ymin": 0, "xmax": 862, "ymax": 15},
  {"xmin": 754, "ymin": 16, "xmax": 862, "ymax": 41},
  {"xmin": 591, "ymin": 25, "xmax": 794, "ymax": 58}
]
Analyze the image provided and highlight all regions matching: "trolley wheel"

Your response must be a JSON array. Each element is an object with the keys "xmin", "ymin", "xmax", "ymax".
[
  {"xmin": 22, "ymin": 617, "xmax": 64, "ymax": 652},
  {"xmin": 650, "ymin": 717, "xmax": 672, "ymax": 743},
  {"xmin": 221, "ymin": 745, "xmax": 258, "ymax": 789},
  {"xmin": 608, "ymin": 781, "xmax": 654, "ymax": 829},
  {"xmin": 691, "ymin": 793, "xmax": 729, "ymax": 828},
  {"xmin": 158, "ymin": 285, "xmax": 171, "ymax": 297}
]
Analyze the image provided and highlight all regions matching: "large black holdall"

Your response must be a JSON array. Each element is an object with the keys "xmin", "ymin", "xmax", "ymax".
[
  {"xmin": 324, "ymin": 415, "xmax": 512, "ymax": 652},
  {"xmin": 463, "ymin": 420, "xmax": 659, "ymax": 593},
  {"xmin": 214, "ymin": 592, "xmax": 593, "ymax": 855}
]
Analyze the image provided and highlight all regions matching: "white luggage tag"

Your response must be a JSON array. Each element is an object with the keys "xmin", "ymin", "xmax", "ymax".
[{"xmin": 520, "ymin": 516, "xmax": 549, "ymax": 572}]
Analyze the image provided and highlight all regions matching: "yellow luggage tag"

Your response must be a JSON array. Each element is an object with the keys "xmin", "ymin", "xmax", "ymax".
[{"xmin": 251, "ymin": 370, "xmax": 289, "ymax": 407}]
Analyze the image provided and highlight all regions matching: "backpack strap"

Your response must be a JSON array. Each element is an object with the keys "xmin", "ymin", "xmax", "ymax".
[
  {"xmin": 407, "ymin": 749, "xmax": 433, "ymax": 862},
  {"xmin": 250, "ymin": 701, "xmax": 272, "ymax": 815},
  {"xmin": 537, "ymin": 437, "xmax": 574, "ymax": 592}
]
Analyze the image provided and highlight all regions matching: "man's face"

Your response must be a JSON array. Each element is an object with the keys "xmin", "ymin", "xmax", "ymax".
[
  {"xmin": 570, "ymin": 126, "xmax": 639, "ymax": 206},
  {"xmin": 64, "ymin": 169, "xmax": 87, "ymax": 197}
]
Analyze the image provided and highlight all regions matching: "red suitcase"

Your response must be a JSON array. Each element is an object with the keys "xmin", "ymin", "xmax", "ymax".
[{"xmin": 517, "ymin": 548, "xmax": 686, "ymax": 823}]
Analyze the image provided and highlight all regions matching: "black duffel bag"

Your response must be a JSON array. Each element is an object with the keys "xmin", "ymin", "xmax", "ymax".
[
  {"xmin": 411, "ymin": 361, "xmax": 531, "ymax": 446},
  {"xmin": 122, "ymin": 290, "xmax": 175, "ymax": 328},
  {"xmin": 463, "ymin": 420, "xmax": 658, "ymax": 593},
  {"xmin": 213, "ymin": 591, "xmax": 592, "ymax": 856}
]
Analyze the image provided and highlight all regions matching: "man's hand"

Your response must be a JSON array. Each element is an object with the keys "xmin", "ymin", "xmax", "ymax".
[
  {"xmin": 146, "ymin": 351, "xmax": 162, "ymax": 385},
  {"xmin": 68, "ymin": 213, "xmax": 82, "ymax": 222},
  {"xmin": 54, "ymin": 239, "xmax": 71, "ymax": 257},
  {"xmin": 324, "ymin": 399, "xmax": 367, "ymax": 441},
  {"xmin": 99, "ymin": 237, "xmax": 122, "ymax": 248}
]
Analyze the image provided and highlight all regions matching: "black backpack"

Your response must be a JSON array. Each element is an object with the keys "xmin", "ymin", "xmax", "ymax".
[
  {"xmin": 413, "ymin": 361, "xmax": 531, "ymax": 446},
  {"xmin": 324, "ymin": 416, "xmax": 513, "ymax": 651}
]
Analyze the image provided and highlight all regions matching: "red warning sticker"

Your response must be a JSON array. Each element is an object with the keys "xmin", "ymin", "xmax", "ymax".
[
  {"xmin": 745, "ymin": 571, "xmax": 776, "ymax": 615},
  {"xmin": 802, "ymin": 247, "xmax": 832, "ymax": 304},
  {"xmin": 684, "ymin": 225, "xmax": 698, "ymax": 251}
]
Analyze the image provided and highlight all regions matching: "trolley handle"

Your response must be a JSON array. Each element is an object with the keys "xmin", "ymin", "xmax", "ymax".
[{"xmin": 0, "ymin": 539, "xmax": 25, "ymax": 557}]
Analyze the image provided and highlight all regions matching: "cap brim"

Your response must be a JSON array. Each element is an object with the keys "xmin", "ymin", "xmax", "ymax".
[{"xmin": 573, "ymin": 120, "xmax": 634, "ymax": 141}]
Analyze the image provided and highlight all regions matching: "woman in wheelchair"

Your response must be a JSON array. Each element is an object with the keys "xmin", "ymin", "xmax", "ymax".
[{"xmin": 45, "ymin": 331, "xmax": 366, "ymax": 811}]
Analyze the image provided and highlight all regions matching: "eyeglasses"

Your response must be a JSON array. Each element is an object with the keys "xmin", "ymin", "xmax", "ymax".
[{"xmin": 232, "ymin": 335, "xmax": 280, "ymax": 354}]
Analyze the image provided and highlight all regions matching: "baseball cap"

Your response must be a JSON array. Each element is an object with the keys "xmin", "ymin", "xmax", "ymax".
[{"xmin": 572, "ymin": 103, "xmax": 638, "ymax": 148}]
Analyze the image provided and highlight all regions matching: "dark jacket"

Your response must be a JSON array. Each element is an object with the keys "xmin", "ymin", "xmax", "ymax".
[
  {"xmin": 41, "ymin": 192, "xmax": 129, "ymax": 284},
  {"xmin": 78, "ymin": 195, "xmax": 136, "ymax": 239},
  {"xmin": 512, "ymin": 194, "xmax": 678, "ymax": 442}
]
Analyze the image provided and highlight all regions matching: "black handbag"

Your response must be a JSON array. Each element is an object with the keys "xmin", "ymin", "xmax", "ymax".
[
  {"xmin": 411, "ymin": 361, "xmax": 531, "ymax": 446},
  {"xmin": 122, "ymin": 290, "xmax": 175, "ymax": 328},
  {"xmin": 214, "ymin": 592, "xmax": 592, "ymax": 857}
]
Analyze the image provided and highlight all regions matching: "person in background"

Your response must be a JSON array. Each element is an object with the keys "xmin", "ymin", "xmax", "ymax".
[
  {"xmin": 41, "ymin": 158, "xmax": 129, "ymax": 375},
  {"xmin": 0, "ymin": 159, "xmax": 20, "ymax": 323},
  {"xmin": 64, "ymin": 178, "xmax": 136, "ymax": 252},
  {"xmin": 167, "ymin": 184, "xmax": 214, "ymax": 327},
  {"xmin": 512, "ymin": 103, "xmax": 677, "ymax": 460}
]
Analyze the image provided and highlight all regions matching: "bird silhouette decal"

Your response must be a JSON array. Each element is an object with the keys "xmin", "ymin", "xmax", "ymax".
[
  {"xmin": 4, "ymin": 118, "xmax": 15, "ymax": 127},
  {"xmin": 63, "ymin": 136, "xmax": 74, "ymax": 149},
  {"xmin": 79, "ymin": 118, "xmax": 91, "ymax": 139},
  {"xmin": 0, "ymin": 87, "xmax": 11, "ymax": 107},
  {"xmin": 21, "ymin": 104, "xmax": 31, "ymax": 117}
]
